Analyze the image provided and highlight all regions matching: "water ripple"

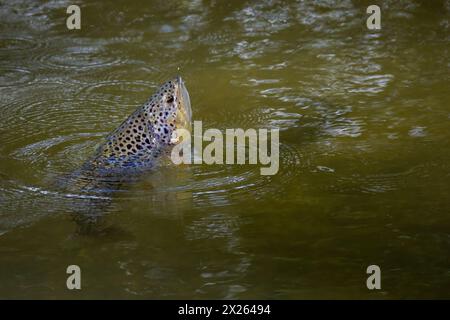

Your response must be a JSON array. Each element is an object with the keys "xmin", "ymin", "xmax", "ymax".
[
  {"xmin": 0, "ymin": 67, "xmax": 35, "ymax": 87},
  {"xmin": 34, "ymin": 45, "xmax": 124, "ymax": 70},
  {"xmin": 0, "ymin": 36, "xmax": 39, "ymax": 52}
]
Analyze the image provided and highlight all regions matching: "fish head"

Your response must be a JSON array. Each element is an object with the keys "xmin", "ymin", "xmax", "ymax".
[
  {"xmin": 92, "ymin": 76, "xmax": 192, "ymax": 168},
  {"xmin": 150, "ymin": 76, "xmax": 192, "ymax": 134},
  {"xmin": 174, "ymin": 75, "xmax": 192, "ymax": 132},
  {"xmin": 144, "ymin": 76, "xmax": 192, "ymax": 149}
]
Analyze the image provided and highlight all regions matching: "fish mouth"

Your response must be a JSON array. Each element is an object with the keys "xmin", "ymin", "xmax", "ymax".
[{"xmin": 175, "ymin": 76, "xmax": 192, "ymax": 130}]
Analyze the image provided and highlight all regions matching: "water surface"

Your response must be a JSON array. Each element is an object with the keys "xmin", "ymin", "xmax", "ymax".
[{"xmin": 0, "ymin": 0, "xmax": 449, "ymax": 299}]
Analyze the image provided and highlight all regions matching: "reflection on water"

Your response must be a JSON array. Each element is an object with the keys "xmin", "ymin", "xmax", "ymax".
[{"xmin": 0, "ymin": 0, "xmax": 449, "ymax": 298}]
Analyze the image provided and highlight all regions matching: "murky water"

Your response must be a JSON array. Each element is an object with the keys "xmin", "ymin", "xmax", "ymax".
[{"xmin": 0, "ymin": 0, "xmax": 449, "ymax": 299}]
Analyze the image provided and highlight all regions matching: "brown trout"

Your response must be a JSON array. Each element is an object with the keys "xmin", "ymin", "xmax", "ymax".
[{"xmin": 66, "ymin": 76, "xmax": 192, "ymax": 193}]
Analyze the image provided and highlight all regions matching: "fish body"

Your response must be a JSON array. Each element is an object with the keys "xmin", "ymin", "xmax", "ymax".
[{"xmin": 66, "ymin": 76, "xmax": 192, "ymax": 193}]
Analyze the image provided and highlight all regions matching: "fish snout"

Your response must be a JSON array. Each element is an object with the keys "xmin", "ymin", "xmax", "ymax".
[{"xmin": 175, "ymin": 76, "xmax": 192, "ymax": 130}]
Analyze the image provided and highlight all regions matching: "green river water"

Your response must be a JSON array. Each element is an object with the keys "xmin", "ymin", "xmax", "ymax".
[{"xmin": 0, "ymin": 0, "xmax": 449, "ymax": 299}]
